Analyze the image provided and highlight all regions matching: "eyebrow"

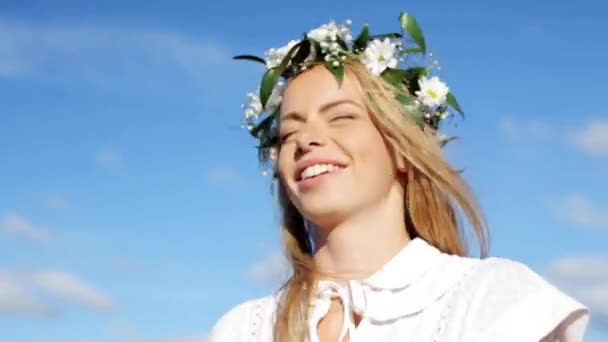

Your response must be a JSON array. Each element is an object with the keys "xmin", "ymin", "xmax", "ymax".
[{"xmin": 280, "ymin": 99, "xmax": 363, "ymax": 123}]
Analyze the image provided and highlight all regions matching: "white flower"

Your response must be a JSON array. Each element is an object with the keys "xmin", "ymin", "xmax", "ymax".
[
  {"xmin": 415, "ymin": 76, "xmax": 449, "ymax": 107},
  {"xmin": 265, "ymin": 40, "xmax": 299, "ymax": 69},
  {"xmin": 307, "ymin": 20, "xmax": 353, "ymax": 43},
  {"xmin": 243, "ymin": 81, "xmax": 286, "ymax": 122},
  {"xmin": 266, "ymin": 81, "xmax": 286, "ymax": 112},
  {"xmin": 362, "ymin": 38, "xmax": 399, "ymax": 76},
  {"xmin": 243, "ymin": 92, "xmax": 263, "ymax": 121},
  {"xmin": 403, "ymin": 99, "xmax": 421, "ymax": 114}
]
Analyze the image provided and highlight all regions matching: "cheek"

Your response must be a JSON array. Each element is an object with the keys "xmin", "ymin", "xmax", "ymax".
[
  {"xmin": 342, "ymin": 126, "xmax": 393, "ymax": 173},
  {"xmin": 277, "ymin": 146, "xmax": 295, "ymax": 179}
]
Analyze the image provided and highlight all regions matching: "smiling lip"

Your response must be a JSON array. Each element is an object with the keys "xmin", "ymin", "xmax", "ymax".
[
  {"xmin": 298, "ymin": 167, "xmax": 345, "ymax": 191},
  {"xmin": 294, "ymin": 158, "xmax": 348, "ymax": 182},
  {"xmin": 294, "ymin": 158, "xmax": 347, "ymax": 192}
]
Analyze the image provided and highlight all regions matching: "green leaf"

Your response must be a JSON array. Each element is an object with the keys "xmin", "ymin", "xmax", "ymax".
[
  {"xmin": 336, "ymin": 37, "xmax": 349, "ymax": 51},
  {"xmin": 353, "ymin": 24, "xmax": 370, "ymax": 51},
  {"xmin": 399, "ymin": 13, "xmax": 426, "ymax": 53},
  {"xmin": 381, "ymin": 68, "xmax": 407, "ymax": 87},
  {"xmin": 403, "ymin": 67, "xmax": 429, "ymax": 94},
  {"xmin": 249, "ymin": 113, "xmax": 275, "ymax": 139},
  {"xmin": 396, "ymin": 93, "xmax": 413, "ymax": 105},
  {"xmin": 326, "ymin": 62, "xmax": 344, "ymax": 86},
  {"xmin": 291, "ymin": 39, "xmax": 311, "ymax": 66},
  {"xmin": 440, "ymin": 135, "xmax": 458, "ymax": 148},
  {"xmin": 278, "ymin": 41, "xmax": 303, "ymax": 71},
  {"xmin": 399, "ymin": 47, "xmax": 423, "ymax": 55},
  {"xmin": 259, "ymin": 67, "xmax": 281, "ymax": 109},
  {"xmin": 368, "ymin": 33, "xmax": 402, "ymax": 40},
  {"xmin": 409, "ymin": 109, "xmax": 425, "ymax": 128},
  {"xmin": 233, "ymin": 55, "xmax": 266, "ymax": 65},
  {"xmin": 446, "ymin": 92, "xmax": 465, "ymax": 118}
]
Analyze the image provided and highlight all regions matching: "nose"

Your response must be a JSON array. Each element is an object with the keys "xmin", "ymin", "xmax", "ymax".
[{"xmin": 294, "ymin": 125, "xmax": 325, "ymax": 158}]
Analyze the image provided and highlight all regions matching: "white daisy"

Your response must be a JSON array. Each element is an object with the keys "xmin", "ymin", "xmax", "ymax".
[
  {"xmin": 307, "ymin": 20, "xmax": 353, "ymax": 43},
  {"xmin": 265, "ymin": 40, "xmax": 299, "ymax": 69},
  {"xmin": 415, "ymin": 76, "xmax": 449, "ymax": 108},
  {"xmin": 362, "ymin": 38, "xmax": 399, "ymax": 76}
]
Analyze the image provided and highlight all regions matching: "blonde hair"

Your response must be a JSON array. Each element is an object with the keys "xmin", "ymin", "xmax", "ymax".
[{"xmin": 272, "ymin": 60, "xmax": 489, "ymax": 341}]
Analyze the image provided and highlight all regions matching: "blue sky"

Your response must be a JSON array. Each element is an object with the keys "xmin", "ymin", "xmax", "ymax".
[{"xmin": 0, "ymin": 0, "xmax": 607, "ymax": 341}]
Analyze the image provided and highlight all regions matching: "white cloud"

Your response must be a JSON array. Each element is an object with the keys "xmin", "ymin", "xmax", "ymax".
[
  {"xmin": 108, "ymin": 321, "xmax": 142, "ymax": 342},
  {"xmin": 96, "ymin": 148, "xmax": 124, "ymax": 170},
  {"xmin": 499, "ymin": 117, "xmax": 518, "ymax": 140},
  {"xmin": 549, "ymin": 256, "xmax": 608, "ymax": 331},
  {"xmin": 172, "ymin": 333, "xmax": 208, "ymax": 342},
  {"xmin": 42, "ymin": 194, "xmax": 68, "ymax": 210},
  {"xmin": 0, "ymin": 269, "xmax": 112, "ymax": 318},
  {"xmin": 548, "ymin": 195, "xmax": 608, "ymax": 229},
  {"xmin": 1, "ymin": 214, "xmax": 49, "ymax": 242},
  {"xmin": 0, "ymin": 271, "xmax": 54, "ymax": 317},
  {"xmin": 249, "ymin": 252, "xmax": 290, "ymax": 286},
  {"xmin": 499, "ymin": 116, "xmax": 556, "ymax": 141},
  {"xmin": 31, "ymin": 271, "xmax": 114, "ymax": 311},
  {"xmin": 499, "ymin": 116, "xmax": 608, "ymax": 160},
  {"xmin": 550, "ymin": 257, "xmax": 608, "ymax": 282},
  {"xmin": 207, "ymin": 166, "xmax": 244, "ymax": 187},
  {"xmin": 109, "ymin": 320, "xmax": 208, "ymax": 342},
  {"xmin": 111, "ymin": 257, "xmax": 144, "ymax": 274},
  {"xmin": 0, "ymin": 19, "xmax": 228, "ymax": 81},
  {"xmin": 569, "ymin": 120, "xmax": 608, "ymax": 158}
]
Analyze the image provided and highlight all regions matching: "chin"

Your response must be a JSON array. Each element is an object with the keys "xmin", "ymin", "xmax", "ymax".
[{"xmin": 298, "ymin": 200, "xmax": 355, "ymax": 229}]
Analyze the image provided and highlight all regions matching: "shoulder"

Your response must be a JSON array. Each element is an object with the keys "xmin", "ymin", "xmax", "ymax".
[
  {"xmin": 208, "ymin": 295, "xmax": 278, "ymax": 342},
  {"xmin": 447, "ymin": 257, "xmax": 590, "ymax": 342}
]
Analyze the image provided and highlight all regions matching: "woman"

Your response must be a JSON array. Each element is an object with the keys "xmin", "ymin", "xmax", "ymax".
[{"xmin": 210, "ymin": 14, "xmax": 589, "ymax": 342}]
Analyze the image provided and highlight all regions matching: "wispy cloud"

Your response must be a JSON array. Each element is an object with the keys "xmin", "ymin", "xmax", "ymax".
[
  {"xmin": 249, "ymin": 251, "xmax": 290, "ymax": 286},
  {"xmin": 206, "ymin": 166, "xmax": 244, "ymax": 187},
  {"xmin": 548, "ymin": 256, "xmax": 608, "ymax": 331},
  {"xmin": 1, "ymin": 214, "xmax": 50, "ymax": 243},
  {"xmin": 0, "ymin": 269, "xmax": 113, "ymax": 318},
  {"xmin": 0, "ymin": 19, "xmax": 229, "ymax": 84},
  {"xmin": 96, "ymin": 148, "xmax": 124, "ymax": 171},
  {"xmin": 0, "ymin": 271, "xmax": 54, "ymax": 317},
  {"xmin": 547, "ymin": 195, "xmax": 608, "ymax": 229},
  {"xmin": 31, "ymin": 271, "xmax": 114, "ymax": 311},
  {"xmin": 42, "ymin": 194, "xmax": 68, "ymax": 210},
  {"xmin": 111, "ymin": 257, "xmax": 144, "ymax": 274},
  {"xmin": 109, "ymin": 320, "xmax": 207, "ymax": 342},
  {"xmin": 568, "ymin": 120, "xmax": 608, "ymax": 158},
  {"xmin": 499, "ymin": 116, "xmax": 557, "ymax": 141}
]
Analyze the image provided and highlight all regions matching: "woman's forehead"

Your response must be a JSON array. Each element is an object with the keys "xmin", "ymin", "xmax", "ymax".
[{"xmin": 280, "ymin": 67, "xmax": 364, "ymax": 115}]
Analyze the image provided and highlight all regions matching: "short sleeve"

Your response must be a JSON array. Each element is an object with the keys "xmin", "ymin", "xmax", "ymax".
[
  {"xmin": 442, "ymin": 257, "xmax": 589, "ymax": 342},
  {"xmin": 208, "ymin": 301, "xmax": 252, "ymax": 342},
  {"xmin": 208, "ymin": 296, "xmax": 276, "ymax": 342}
]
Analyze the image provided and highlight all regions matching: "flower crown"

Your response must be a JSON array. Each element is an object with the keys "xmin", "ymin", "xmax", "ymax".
[{"xmin": 235, "ymin": 12, "xmax": 464, "ymax": 173}]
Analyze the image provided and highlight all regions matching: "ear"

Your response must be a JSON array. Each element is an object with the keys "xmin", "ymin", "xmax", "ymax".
[{"xmin": 395, "ymin": 154, "xmax": 409, "ymax": 174}]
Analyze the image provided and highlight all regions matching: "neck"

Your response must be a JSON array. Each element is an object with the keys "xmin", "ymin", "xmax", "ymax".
[{"xmin": 312, "ymin": 188, "xmax": 411, "ymax": 282}]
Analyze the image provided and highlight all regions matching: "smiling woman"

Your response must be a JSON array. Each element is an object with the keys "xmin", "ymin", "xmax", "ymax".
[{"xmin": 209, "ymin": 13, "xmax": 589, "ymax": 342}]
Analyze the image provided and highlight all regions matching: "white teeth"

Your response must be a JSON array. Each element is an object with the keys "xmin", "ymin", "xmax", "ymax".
[{"xmin": 300, "ymin": 163, "xmax": 343, "ymax": 180}]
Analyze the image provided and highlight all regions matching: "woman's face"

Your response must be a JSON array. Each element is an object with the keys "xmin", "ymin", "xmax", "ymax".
[{"xmin": 278, "ymin": 65, "xmax": 402, "ymax": 228}]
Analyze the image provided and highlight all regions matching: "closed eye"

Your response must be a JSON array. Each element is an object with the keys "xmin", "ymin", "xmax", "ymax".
[
  {"xmin": 280, "ymin": 131, "xmax": 296, "ymax": 144},
  {"xmin": 331, "ymin": 114, "xmax": 356, "ymax": 121}
]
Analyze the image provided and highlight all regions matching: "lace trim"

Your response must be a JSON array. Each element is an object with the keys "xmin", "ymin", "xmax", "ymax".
[
  {"xmin": 250, "ymin": 299, "xmax": 264, "ymax": 341},
  {"xmin": 432, "ymin": 260, "xmax": 480, "ymax": 342}
]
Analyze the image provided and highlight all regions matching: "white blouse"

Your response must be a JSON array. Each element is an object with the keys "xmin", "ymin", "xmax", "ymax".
[{"xmin": 209, "ymin": 238, "xmax": 590, "ymax": 341}]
